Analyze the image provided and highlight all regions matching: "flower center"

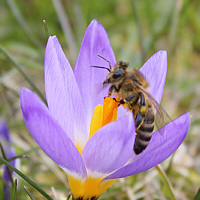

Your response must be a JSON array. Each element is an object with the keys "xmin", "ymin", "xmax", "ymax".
[
  {"xmin": 68, "ymin": 175, "xmax": 116, "ymax": 200},
  {"xmin": 89, "ymin": 97, "xmax": 119, "ymax": 138},
  {"xmin": 68, "ymin": 97, "xmax": 119, "ymax": 199}
]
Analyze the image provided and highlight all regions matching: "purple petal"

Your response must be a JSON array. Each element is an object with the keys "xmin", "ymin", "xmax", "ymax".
[
  {"xmin": 20, "ymin": 88, "xmax": 87, "ymax": 178},
  {"xmin": 74, "ymin": 20, "xmax": 116, "ymax": 127},
  {"xmin": 82, "ymin": 113, "xmax": 135, "ymax": 175},
  {"xmin": 0, "ymin": 121, "xmax": 12, "ymax": 157},
  {"xmin": 139, "ymin": 51, "xmax": 167, "ymax": 104},
  {"xmin": 104, "ymin": 112, "xmax": 190, "ymax": 180},
  {"xmin": 45, "ymin": 36, "xmax": 88, "ymax": 145},
  {"xmin": 0, "ymin": 121, "xmax": 10, "ymax": 143}
]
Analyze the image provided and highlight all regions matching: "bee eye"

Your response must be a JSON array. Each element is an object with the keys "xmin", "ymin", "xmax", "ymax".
[{"xmin": 113, "ymin": 73, "xmax": 121, "ymax": 79}]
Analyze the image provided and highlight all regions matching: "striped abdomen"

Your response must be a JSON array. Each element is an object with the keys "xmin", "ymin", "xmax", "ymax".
[{"xmin": 134, "ymin": 106, "xmax": 155, "ymax": 154}]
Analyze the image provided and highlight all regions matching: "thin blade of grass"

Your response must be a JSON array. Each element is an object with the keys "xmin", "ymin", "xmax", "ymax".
[
  {"xmin": 24, "ymin": 186, "xmax": 36, "ymax": 200},
  {"xmin": 6, "ymin": 0, "xmax": 42, "ymax": 50},
  {"xmin": 43, "ymin": 20, "xmax": 50, "ymax": 38},
  {"xmin": 195, "ymin": 189, "xmax": 200, "ymax": 200},
  {"xmin": 7, "ymin": 155, "xmax": 29, "ymax": 162},
  {"xmin": 51, "ymin": 0, "xmax": 78, "ymax": 64},
  {"xmin": 166, "ymin": 153, "xmax": 175, "ymax": 174},
  {"xmin": 11, "ymin": 179, "xmax": 17, "ymax": 200},
  {"xmin": 0, "ymin": 82, "xmax": 19, "ymax": 98},
  {"xmin": 0, "ymin": 142, "xmax": 14, "ymax": 187},
  {"xmin": 0, "ymin": 45, "xmax": 47, "ymax": 104},
  {"xmin": 132, "ymin": 0, "xmax": 146, "ymax": 63},
  {"xmin": 16, "ymin": 147, "xmax": 41, "ymax": 156},
  {"xmin": 168, "ymin": 0, "xmax": 183, "ymax": 53},
  {"xmin": 155, "ymin": 164, "xmax": 176, "ymax": 200},
  {"xmin": 67, "ymin": 192, "xmax": 72, "ymax": 200},
  {"xmin": 0, "ymin": 156, "xmax": 54, "ymax": 200}
]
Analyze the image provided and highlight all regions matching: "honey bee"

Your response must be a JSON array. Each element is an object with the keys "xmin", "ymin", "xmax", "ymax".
[{"xmin": 92, "ymin": 55, "xmax": 171, "ymax": 155}]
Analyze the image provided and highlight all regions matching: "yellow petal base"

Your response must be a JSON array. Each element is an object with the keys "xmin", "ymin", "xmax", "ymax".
[{"xmin": 68, "ymin": 175, "xmax": 116, "ymax": 200}]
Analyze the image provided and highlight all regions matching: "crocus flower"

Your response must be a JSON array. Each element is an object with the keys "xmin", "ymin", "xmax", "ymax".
[
  {"xmin": 20, "ymin": 20, "xmax": 190, "ymax": 200},
  {"xmin": 0, "ymin": 121, "xmax": 16, "ymax": 200}
]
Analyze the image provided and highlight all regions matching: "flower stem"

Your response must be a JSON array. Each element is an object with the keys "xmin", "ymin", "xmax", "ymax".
[{"xmin": 155, "ymin": 164, "xmax": 177, "ymax": 200}]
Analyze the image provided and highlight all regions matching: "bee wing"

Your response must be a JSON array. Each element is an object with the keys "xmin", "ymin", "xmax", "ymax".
[{"xmin": 135, "ymin": 83, "xmax": 172, "ymax": 134}]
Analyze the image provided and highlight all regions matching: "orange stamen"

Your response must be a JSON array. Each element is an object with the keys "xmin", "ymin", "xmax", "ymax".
[{"xmin": 89, "ymin": 97, "xmax": 118, "ymax": 138}]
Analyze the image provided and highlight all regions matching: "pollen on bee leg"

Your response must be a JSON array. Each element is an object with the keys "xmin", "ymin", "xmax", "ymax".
[
  {"xmin": 140, "ymin": 105, "xmax": 147, "ymax": 116},
  {"xmin": 135, "ymin": 132, "xmax": 137, "ymax": 136}
]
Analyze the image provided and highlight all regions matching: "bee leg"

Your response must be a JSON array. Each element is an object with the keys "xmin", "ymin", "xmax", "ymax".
[
  {"xmin": 117, "ymin": 93, "xmax": 138, "ymax": 105},
  {"xmin": 135, "ymin": 112, "xmax": 144, "ymax": 129},
  {"xmin": 135, "ymin": 93, "xmax": 147, "ymax": 129},
  {"xmin": 139, "ymin": 92, "xmax": 145, "ymax": 106},
  {"xmin": 111, "ymin": 98, "xmax": 121, "ymax": 107},
  {"xmin": 139, "ymin": 92, "xmax": 147, "ymax": 116},
  {"xmin": 124, "ymin": 94, "xmax": 137, "ymax": 103},
  {"xmin": 108, "ymin": 85, "xmax": 118, "ymax": 96},
  {"xmin": 134, "ymin": 93, "xmax": 154, "ymax": 155}
]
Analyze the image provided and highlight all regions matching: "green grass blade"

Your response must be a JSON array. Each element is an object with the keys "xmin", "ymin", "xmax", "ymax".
[
  {"xmin": 0, "ymin": 82, "xmax": 19, "ymax": 98},
  {"xmin": 6, "ymin": 0, "xmax": 42, "ymax": 49},
  {"xmin": 0, "ymin": 45, "xmax": 47, "ymax": 104},
  {"xmin": 7, "ymin": 155, "xmax": 29, "ymax": 162},
  {"xmin": 166, "ymin": 153, "xmax": 175, "ymax": 174},
  {"xmin": 0, "ymin": 156, "xmax": 54, "ymax": 200},
  {"xmin": 11, "ymin": 179, "xmax": 17, "ymax": 200},
  {"xmin": 24, "ymin": 186, "xmax": 36, "ymax": 200},
  {"xmin": 52, "ymin": 0, "xmax": 78, "ymax": 64},
  {"xmin": 0, "ymin": 142, "xmax": 13, "ymax": 186},
  {"xmin": 195, "ymin": 189, "xmax": 200, "ymax": 200},
  {"xmin": 132, "ymin": 0, "xmax": 146, "ymax": 63},
  {"xmin": 155, "ymin": 164, "xmax": 177, "ymax": 200},
  {"xmin": 67, "ymin": 192, "xmax": 72, "ymax": 200},
  {"xmin": 43, "ymin": 20, "xmax": 50, "ymax": 38}
]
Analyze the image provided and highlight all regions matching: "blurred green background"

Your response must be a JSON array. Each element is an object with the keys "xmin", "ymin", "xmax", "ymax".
[{"xmin": 0, "ymin": 0, "xmax": 199, "ymax": 199}]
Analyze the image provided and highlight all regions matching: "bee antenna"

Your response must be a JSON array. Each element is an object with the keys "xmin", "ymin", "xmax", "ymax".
[
  {"xmin": 91, "ymin": 65, "xmax": 111, "ymax": 72},
  {"xmin": 98, "ymin": 54, "xmax": 112, "ymax": 70}
]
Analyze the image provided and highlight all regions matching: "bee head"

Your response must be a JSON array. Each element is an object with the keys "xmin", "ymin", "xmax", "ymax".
[
  {"xmin": 91, "ymin": 55, "xmax": 129, "ymax": 86},
  {"xmin": 103, "ymin": 61, "xmax": 129, "ymax": 85}
]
